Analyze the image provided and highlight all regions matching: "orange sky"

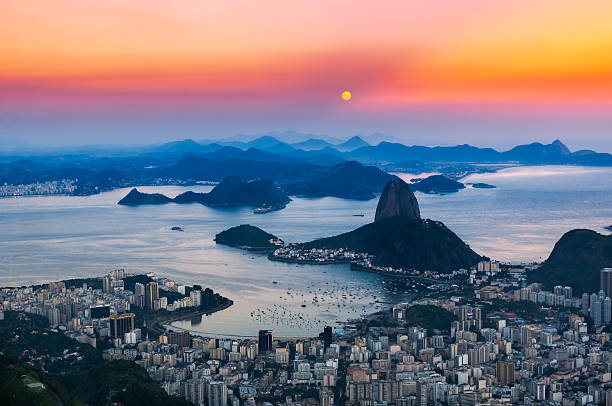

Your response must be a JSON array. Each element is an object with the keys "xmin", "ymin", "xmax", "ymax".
[{"xmin": 2, "ymin": 0, "xmax": 612, "ymax": 146}]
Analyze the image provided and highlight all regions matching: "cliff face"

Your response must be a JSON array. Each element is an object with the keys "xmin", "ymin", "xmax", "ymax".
[{"xmin": 374, "ymin": 178, "xmax": 421, "ymax": 222}]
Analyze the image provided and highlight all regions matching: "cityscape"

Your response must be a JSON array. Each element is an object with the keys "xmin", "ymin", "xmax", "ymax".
[{"xmin": 2, "ymin": 0, "xmax": 612, "ymax": 405}]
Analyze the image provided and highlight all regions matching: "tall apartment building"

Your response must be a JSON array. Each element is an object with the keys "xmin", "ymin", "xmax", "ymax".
[
  {"xmin": 110, "ymin": 313, "xmax": 135, "ymax": 339},
  {"xmin": 496, "ymin": 360, "xmax": 516, "ymax": 385},
  {"xmin": 145, "ymin": 281, "xmax": 159, "ymax": 310},
  {"xmin": 258, "ymin": 330, "xmax": 273, "ymax": 353},
  {"xmin": 602, "ymin": 268, "xmax": 612, "ymax": 298}
]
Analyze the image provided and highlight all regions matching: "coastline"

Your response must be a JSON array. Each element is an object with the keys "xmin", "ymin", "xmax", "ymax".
[{"xmin": 152, "ymin": 299, "xmax": 234, "ymax": 334}]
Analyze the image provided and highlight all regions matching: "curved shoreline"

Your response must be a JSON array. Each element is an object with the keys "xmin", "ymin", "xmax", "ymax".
[{"xmin": 151, "ymin": 300, "xmax": 234, "ymax": 334}]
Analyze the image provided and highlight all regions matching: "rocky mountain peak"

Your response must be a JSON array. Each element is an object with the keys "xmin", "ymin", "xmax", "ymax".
[{"xmin": 374, "ymin": 178, "xmax": 421, "ymax": 222}]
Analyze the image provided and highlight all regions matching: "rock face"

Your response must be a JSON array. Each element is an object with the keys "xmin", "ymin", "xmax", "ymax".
[{"xmin": 374, "ymin": 178, "xmax": 421, "ymax": 222}]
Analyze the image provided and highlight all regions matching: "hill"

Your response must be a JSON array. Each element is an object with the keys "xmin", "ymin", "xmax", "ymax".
[
  {"xmin": 215, "ymin": 224, "xmax": 283, "ymax": 250},
  {"xmin": 118, "ymin": 188, "xmax": 173, "ymax": 205},
  {"xmin": 0, "ymin": 355, "xmax": 84, "ymax": 406},
  {"xmin": 410, "ymin": 175, "xmax": 465, "ymax": 194},
  {"xmin": 119, "ymin": 176, "xmax": 290, "ymax": 210},
  {"xmin": 528, "ymin": 229, "xmax": 612, "ymax": 294},
  {"xmin": 405, "ymin": 305, "xmax": 458, "ymax": 332},
  {"xmin": 301, "ymin": 216, "xmax": 482, "ymax": 272},
  {"xmin": 284, "ymin": 161, "xmax": 394, "ymax": 200},
  {"xmin": 0, "ymin": 311, "xmax": 190, "ymax": 406}
]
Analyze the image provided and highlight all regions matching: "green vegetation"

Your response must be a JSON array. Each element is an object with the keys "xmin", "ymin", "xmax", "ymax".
[
  {"xmin": 215, "ymin": 224, "xmax": 282, "ymax": 250},
  {"xmin": 405, "ymin": 305, "xmax": 458, "ymax": 332},
  {"xmin": 65, "ymin": 360, "xmax": 190, "ymax": 406},
  {"xmin": 481, "ymin": 299, "xmax": 546, "ymax": 321},
  {"xmin": 0, "ymin": 355, "xmax": 84, "ymax": 406},
  {"xmin": 528, "ymin": 229, "xmax": 612, "ymax": 294},
  {"xmin": 0, "ymin": 311, "xmax": 192, "ymax": 406},
  {"xmin": 122, "ymin": 274, "xmax": 154, "ymax": 291},
  {"xmin": 302, "ymin": 216, "xmax": 482, "ymax": 272}
]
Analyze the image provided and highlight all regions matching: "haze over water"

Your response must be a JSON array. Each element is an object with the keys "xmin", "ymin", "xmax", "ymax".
[{"xmin": 1, "ymin": 165, "xmax": 610, "ymax": 336}]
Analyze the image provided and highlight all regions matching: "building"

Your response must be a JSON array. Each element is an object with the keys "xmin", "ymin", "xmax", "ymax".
[
  {"xmin": 110, "ymin": 313, "xmax": 135, "ymax": 339},
  {"xmin": 145, "ymin": 281, "xmax": 159, "ymax": 310},
  {"xmin": 190, "ymin": 290, "xmax": 202, "ymax": 307},
  {"xmin": 90, "ymin": 305, "xmax": 110, "ymax": 319},
  {"xmin": 497, "ymin": 360, "xmax": 515, "ymax": 386},
  {"xmin": 208, "ymin": 381, "xmax": 227, "ymax": 406},
  {"xmin": 322, "ymin": 326, "xmax": 332, "ymax": 349},
  {"xmin": 258, "ymin": 330, "xmax": 273, "ymax": 353},
  {"xmin": 168, "ymin": 331, "xmax": 191, "ymax": 347},
  {"xmin": 602, "ymin": 268, "xmax": 612, "ymax": 298},
  {"xmin": 102, "ymin": 276, "xmax": 113, "ymax": 294}
]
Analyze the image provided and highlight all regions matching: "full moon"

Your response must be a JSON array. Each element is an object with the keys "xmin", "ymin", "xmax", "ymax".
[{"xmin": 342, "ymin": 91, "xmax": 352, "ymax": 101}]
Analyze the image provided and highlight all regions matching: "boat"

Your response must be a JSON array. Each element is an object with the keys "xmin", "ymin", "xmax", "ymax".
[{"xmin": 352, "ymin": 214, "xmax": 365, "ymax": 217}]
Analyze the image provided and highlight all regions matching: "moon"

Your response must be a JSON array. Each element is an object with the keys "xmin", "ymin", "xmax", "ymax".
[{"xmin": 342, "ymin": 91, "xmax": 352, "ymax": 101}]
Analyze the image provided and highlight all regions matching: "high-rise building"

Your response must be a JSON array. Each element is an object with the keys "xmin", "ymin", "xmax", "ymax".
[
  {"xmin": 258, "ymin": 330, "xmax": 273, "ymax": 353},
  {"xmin": 102, "ymin": 276, "xmax": 112, "ymax": 294},
  {"xmin": 591, "ymin": 293, "xmax": 603, "ymax": 326},
  {"xmin": 208, "ymin": 381, "xmax": 227, "ymax": 406},
  {"xmin": 168, "ymin": 331, "xmax": 191, "ymax": 347},
  {"xmin": 145, "ymin": 281, "xmax": 159, "ymax": 309},
  {"xmin": 190, "ymin": 290, "xmax": 202, "ymax": 307},
  {"xmin": 497, "ymin": 360, "xmax": 515, "ymax": 385},
  {"xmin": 602, "ymin": 268, "xmax": 612, "ymax": 298},
  {"xmin": 110, "ymin": 313, "xmax": 135, "ymax": 338},
  {"xmin": 323, "ymin": 326, "xmax": 332, "ymax": 349},
  {"xmin": 605, "ymin": 297, "xmax": 612, "ymax": 324}
]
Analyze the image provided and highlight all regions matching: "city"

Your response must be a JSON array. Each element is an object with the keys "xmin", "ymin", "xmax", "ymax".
[{"xmin": 3, "ymin": 265, "xmax": 612, "ymax": 405}]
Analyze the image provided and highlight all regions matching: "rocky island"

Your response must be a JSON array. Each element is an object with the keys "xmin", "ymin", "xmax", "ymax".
[
  {"xmin": 469, "ymin": 182, "xmax": 496, "ymax": 189},
  {"xmin": 118, "ymin": 176, "xmax": 290, "ymax": 212},
  {"xmin": 218, "ymin": 178, "xmax": 483, "ymax": 273},
  {"xmin": 409, "ymin": 175, "xmax": 465, "ymax": 194},
  {"xmin": 214, "ymin": 224, "xmax": 284, "ymax": 251}
]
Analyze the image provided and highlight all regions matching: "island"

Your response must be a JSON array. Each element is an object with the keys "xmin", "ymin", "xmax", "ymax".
[
  {"xmin": 410, "ymin": 175, "xmax": 465, "ymax": 194},
  {"xmin": 468, "ymin": 182, "xmax": 497, "ymax": 189},
  {"xmin": 214, "ymin": 224, "xmax": 284, "ymax": 251},
  {"xmin": 118, "ymin": 176, "xmax": 291, "ymax": 212},
  {"xmin": 218, "ymin": 178, "xmax": 483, "ymax": 273},
  {"xmin": 606, "ymin": 225, "xmax": 612, "ymax": 232}
]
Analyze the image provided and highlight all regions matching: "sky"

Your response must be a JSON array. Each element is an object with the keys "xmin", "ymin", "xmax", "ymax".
[{"xmin": 2, "ymin": 0, "xmax": 612, "ymax": 151}]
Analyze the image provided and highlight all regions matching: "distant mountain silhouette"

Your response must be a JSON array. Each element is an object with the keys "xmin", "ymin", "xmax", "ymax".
[
  {"xmin": 410, "ymin": 175, "xmax": 465, "ymax": 194},
  {"xmin": 335, "ymin": 136, "xmax": 370, "ymax": 152},
  {"xmin": 284, "ymin": 161, "xmax": 394, "ymax": 200},
  {"xmin": 119, "ymin": 176, "xmax": 290, "ymax": 209}
]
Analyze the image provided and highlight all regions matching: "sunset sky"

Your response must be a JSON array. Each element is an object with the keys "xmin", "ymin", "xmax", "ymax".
[{"xmin": 2, "ymin": 0, "xmax": 612, "ymax": 150}]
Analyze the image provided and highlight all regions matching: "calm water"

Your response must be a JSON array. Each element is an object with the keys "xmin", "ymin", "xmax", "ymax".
[{"xmin": 1, "ymin": 165, "xmax": 611, "ymax": 336}]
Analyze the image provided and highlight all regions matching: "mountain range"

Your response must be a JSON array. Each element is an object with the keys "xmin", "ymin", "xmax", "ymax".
[{"xmin": 2, "ymin": 135, "xmax": 612, "ymax": 199}]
